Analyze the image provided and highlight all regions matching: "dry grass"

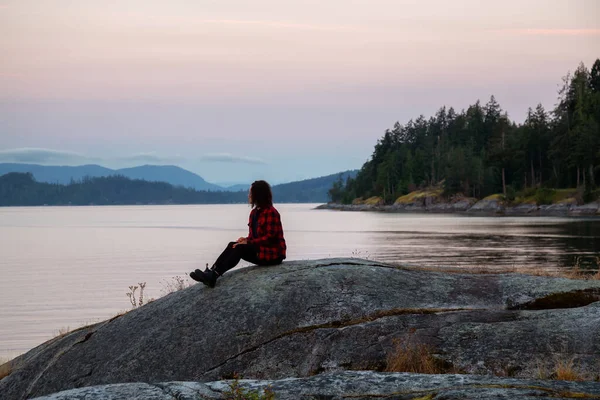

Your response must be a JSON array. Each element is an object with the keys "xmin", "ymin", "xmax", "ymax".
[
  {"xmin": 54, "ymin": 326, "xmax": 71, "ymax": 338},
  {"xmin": 552, "ymin": 189, "xmax": 579, "ymax": 204},
  {"xmin": 223, "ymin": 376, "xmax": 275, "ymax": 400},
  {"xmin": 395, "ymin": 188, "xmax": 443, "ymax": 205},
  {"xmin": 515, "ymin": 188, "xmax": 578, "ymax": 205},
  {"xmin": 527, "ymin": 353, "xmax": 598, "ymax": 382},
  {"xmin": 351, "ymin": 196, "xmax": 384, "ymax": 205},
  {"xmin": 161, "ymin": 275, "xmax": 193, "ymax": 295},
  {"xmin": 560, "ymin": 257, "xmax": 600, "ymax": 280},
  {"xmin": 363, "ymin": 196, "xmax": 384, "ymax": 205},
  {"xmin": 532, "ymin": 357, "xmax": 592, "ymax": 382},
  {"xmin": 0, "ymin": 357, "xmax": 13, "ymax": 380},
  {"xmin": 385, "ymin": 331, "xmax": 447, "ymax": 374},
  {"xmin": 482, "ymin": 193, "xmax": 503, "ymax": 201},
  {"xmin": 554, "ymin": 358, "xmax": 584, "ymax": 381}
]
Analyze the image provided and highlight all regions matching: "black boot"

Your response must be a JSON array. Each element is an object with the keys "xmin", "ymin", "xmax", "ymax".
[
  {"xmin": 189, "ymin": 267, "xmax": 218, "ymax": 288},
  {"xmin": 203, "ymin": 269, "xmax": 218, "ymax": 288},
  {"xmin": 189, "ymin": 269, "xmax": 206, "ymax": 284}
]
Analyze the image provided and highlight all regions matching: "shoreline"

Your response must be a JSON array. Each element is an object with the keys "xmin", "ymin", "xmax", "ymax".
[{"xmin": 315, "ymin": 200, "xmax": 600, "ymax": 217}]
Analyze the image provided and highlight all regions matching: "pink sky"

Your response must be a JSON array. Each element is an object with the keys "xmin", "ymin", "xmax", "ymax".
[{"xmin": 0, "ymin": 0, "xmax": 598, "ymax": 183}]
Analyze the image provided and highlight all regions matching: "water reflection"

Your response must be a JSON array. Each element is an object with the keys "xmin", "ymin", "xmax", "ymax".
[{"xmin": 360, "ymin": 218, "xmax": 600, "ymax": 270}]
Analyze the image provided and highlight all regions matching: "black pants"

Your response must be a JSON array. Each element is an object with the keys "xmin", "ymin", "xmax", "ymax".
[{"xmin": 213, "ymin": 242, "xmax": 282, "ymax": 276}]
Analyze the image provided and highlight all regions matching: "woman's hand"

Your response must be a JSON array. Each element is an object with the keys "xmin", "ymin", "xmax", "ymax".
[{"xmin": 233, "ymin": 237, "xmax": 248, "ymax": 248}]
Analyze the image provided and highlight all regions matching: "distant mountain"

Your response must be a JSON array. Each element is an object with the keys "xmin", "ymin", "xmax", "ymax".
[
  {"xmin": 272, "ymin": 170, "xmax": 359, "ymax": 203},
  {"xmin": 115, "ymin": 165, "xmax": 222, "ymax": 191},
  {"xmin": 0, "ymin": 163, "xmax": 221, "ymax": 192},
  {"xmin": 0, "ymin": 163, "xmax": 359, "ymax": 203}
]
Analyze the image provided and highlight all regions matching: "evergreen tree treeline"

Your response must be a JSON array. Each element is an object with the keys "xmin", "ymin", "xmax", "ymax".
[
  {"xmin": 0, "ymin": 173, "xmax": 250, "ymax": 206},
  {"xmin": 332, "ymin": 60, "xmax": 600, "ymax": 204},
  {"xmin": 0, "ymin": 170, "xmax": 358, "ymax": 206}
]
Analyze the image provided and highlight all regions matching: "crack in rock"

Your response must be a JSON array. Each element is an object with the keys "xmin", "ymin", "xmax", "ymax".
[
  {"xmin": 74, "ymin": 331, "xmax": 95, "ymax": 346},
  {"xmin": 23, "ymin": 327, "xmax": 96, "ymax": 399},
  {"xmin": 311, "ymin": 261, "xmax": 392, "ymax": 269},
  {"xmin": 202, "ymin": 307, "xmax": 477, "ymax": 376},
  {"xmin": 508, "ymin": 289, "xmax": 600, "ymax": 310}
]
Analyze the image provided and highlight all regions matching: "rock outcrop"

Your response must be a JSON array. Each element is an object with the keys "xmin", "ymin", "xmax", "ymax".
[
  {"xmin": 2, "ymin": 259, "xmax": 600, "ymax": 399},
  {"xmin": 316, "ymin": 199, "xmax": 600, "ymax": 215},
  {"xmin": 31, "ymin": 371, "xmax": 600, "ymax": 400}
]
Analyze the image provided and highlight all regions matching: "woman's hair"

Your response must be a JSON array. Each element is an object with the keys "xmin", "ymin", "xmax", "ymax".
[{"xmin": 250, "ymin": 180, "xmax": 273, "ymax": 208}]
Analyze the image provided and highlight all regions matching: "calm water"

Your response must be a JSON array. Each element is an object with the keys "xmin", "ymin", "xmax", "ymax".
[{"xmin": 1, "ymin": 204, "xmax": 599, "ymax": 359}]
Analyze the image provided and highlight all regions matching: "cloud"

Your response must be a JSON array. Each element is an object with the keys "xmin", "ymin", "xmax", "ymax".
[
  {"xmin": 0, "ymin": 72, "xmax": 25, "ymax": 78},
  {"xmin": 499, "ymin": 28, "xmax": 600, "ymax": 36},
  {"xmin": 114, "ymin": 152, "xmax": 184, "ymax": 164},
  {"xmin": 0, "ymin": 148, "xmax": 95, "ymax": 164},
  {"xmin": 199, "ymin": 19, "xmax": 356, "ymax": 32},
  {"xmin": 199, "ymin": 153, "xmax": 267, "ymax": 165},
  {"xmin": 0, "ymin": 148, "xmax": 184, "ymax": 166}
]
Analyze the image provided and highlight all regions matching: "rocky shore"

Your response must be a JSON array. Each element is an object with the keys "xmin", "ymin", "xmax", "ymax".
[
  {"xmin": 30, "ymin": 372, "xmax": 600, "ymax": 400},
  {"xmin": 2, "ymin": 258, "xmax": 599, "ymax": 399},
  {"xmin": 316, "ymin": 198, "xmax": 600, "ymax": 216}
]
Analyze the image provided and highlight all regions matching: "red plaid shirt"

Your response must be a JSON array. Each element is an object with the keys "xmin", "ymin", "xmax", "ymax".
[{"xmin": 247, "ymin": 206, "xmax": 286, "ymax": 262}]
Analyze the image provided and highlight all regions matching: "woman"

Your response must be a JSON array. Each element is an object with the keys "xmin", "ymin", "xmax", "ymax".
[{"xmin": 190, "ymin": 180, "xmax": 286, "ymax": 288}]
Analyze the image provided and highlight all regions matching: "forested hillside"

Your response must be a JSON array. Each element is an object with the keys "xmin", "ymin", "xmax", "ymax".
[
  {"xmin": 0, "ymin": 163, "xmax": 222, "ymax": 191},
  {"xmin": 0, "ymin": 173, "xmax": 247, "ymax": 206},
  {"xmin": 331, "ymin": 60, "xmax": 600, "ymax": 204},
  {"xmin": 0, "ymin": 170, "xmax": 358, "ymax": 206},
  {"xmin": 273, "ymin": 170, "xmax": 357, "ymax": 203}
]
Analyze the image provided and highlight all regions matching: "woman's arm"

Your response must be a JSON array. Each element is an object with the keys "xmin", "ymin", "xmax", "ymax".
[{"xmin": 245, "ymin": 209, "xmax": 254, "ymax": 241}]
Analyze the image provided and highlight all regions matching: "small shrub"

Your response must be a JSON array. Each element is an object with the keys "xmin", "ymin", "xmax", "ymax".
[
  {"xmin": 532, "ymin": 360, "xmax": 551, "ymax": 380},
  {"xmin": 535, "ymin": 188, "xmax": 556, "ymax": 205},
  {"xmin": 504, "ymin": 185, "xmax": 516, "ymax": 202},
  {"xmin": 223, "ymin": 377, "xmax": 275, "ymax": 400},
  {"xmin": 161, "ymin": 275, "xmax": 193, "ymax": 295},
  {"xmin": 54, "ymin": 326, "xmax": 71, "ymax": 338},
  {"xmin": 385, "ymin": 330, "xmax": 446, "ymax": 374},
  {"xmin": 580, "ymin": 183, "xmax": 596, "ymax": 204},
  {"xmin": 126, "ymin": 282, "xmax": 146, "ymax": 308},
  {"xmin": 350, "ymin": 249, "xmax": 370, "ymax": 260},
  {"xmin": 520, "ymin": 187, "xmax": 537, "ymax": 199}
]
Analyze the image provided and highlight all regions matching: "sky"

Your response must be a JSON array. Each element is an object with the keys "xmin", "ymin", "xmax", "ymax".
[{"xmin": 0, "ymin": 0, "xmax": 598, "ymax": 185}]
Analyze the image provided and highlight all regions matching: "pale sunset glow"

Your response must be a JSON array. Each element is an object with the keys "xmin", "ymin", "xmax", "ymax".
[{"xmin": 0, "ymin": 0, "xmax": 598, "ymax": 183}]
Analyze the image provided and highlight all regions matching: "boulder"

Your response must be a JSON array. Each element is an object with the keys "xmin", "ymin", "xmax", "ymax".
[
  {"xmin": 2, "ymin": 259, "xmax": 600, "ymax": 399},
  {"xmin": 539, "ymin": 203, "xmax": 572, "ymax": 215},
  {"xmin": 428, "ymin": 198, "xmax": 477, "ymax": 212},
  {"xmin": 505, "ymin": 203, "xmax": 538, "ymax": 215},
  {"xmin": 402, "ymin": 203, "xmax": 426, "ymax": 212},
  {"xmin": 570, "ymin": 202, "xmax": 600, "ymax": 215},
  {"xmin": 31, "ymin": 371, "xmax": 600, "ymax": 400},
  {"xmin": 468, "ymin": 198, "xmax": 505, "ymax": 213}
]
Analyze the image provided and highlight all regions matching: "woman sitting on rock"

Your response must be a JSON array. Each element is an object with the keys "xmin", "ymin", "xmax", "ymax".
[{"xmin": 190, "ymin": 180, "xmax": 287, "ymax": 288}]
